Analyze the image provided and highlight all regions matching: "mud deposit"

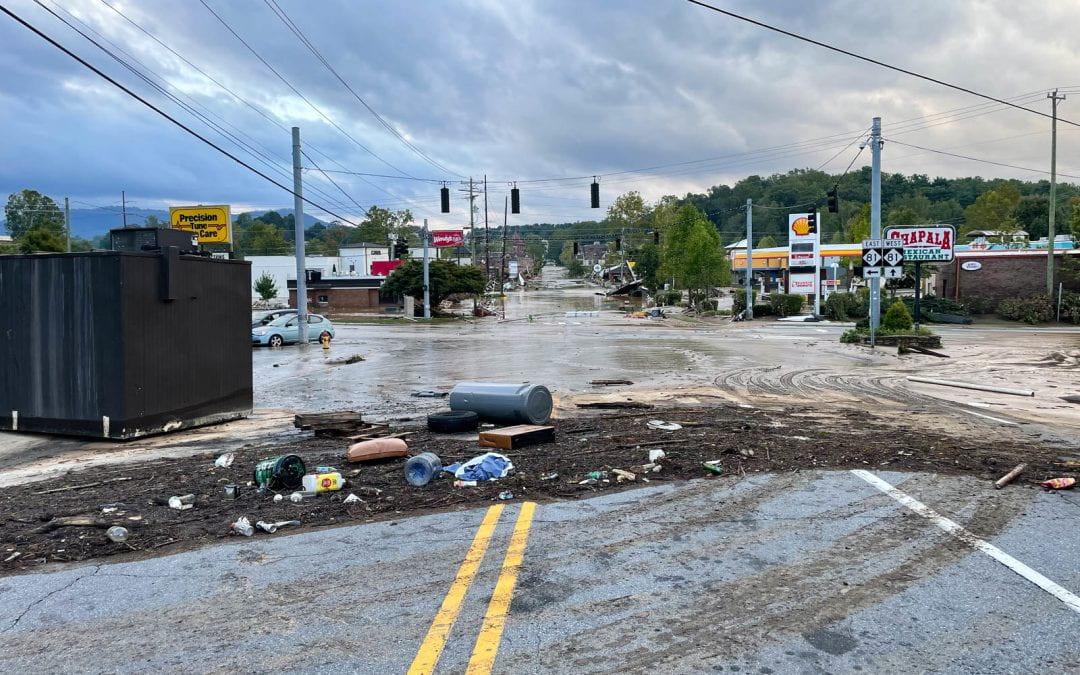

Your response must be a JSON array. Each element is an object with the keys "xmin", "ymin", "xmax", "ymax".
[{"xmin": 1, "ymin": 403, "xmax": 1072, "ymax": 575}]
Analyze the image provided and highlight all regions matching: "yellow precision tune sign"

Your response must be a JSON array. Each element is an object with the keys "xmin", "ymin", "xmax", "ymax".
[{"xmin": 169, "ymin": 205, "xmax": 231, "ymax": 244}]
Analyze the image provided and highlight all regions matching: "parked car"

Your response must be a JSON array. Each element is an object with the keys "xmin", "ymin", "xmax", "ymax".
[
  {"xmin": 252, "ymin": 309, "xmax": 296, "ymax": 329},
  {"xmin": 252, "ymin": 313, "xmax": 335, "ymax": 347}
]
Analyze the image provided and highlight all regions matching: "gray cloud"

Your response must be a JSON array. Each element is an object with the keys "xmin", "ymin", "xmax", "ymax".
[{"xmin": 1, "ymin": 0, "xmax": 1078, "ymax": 228}]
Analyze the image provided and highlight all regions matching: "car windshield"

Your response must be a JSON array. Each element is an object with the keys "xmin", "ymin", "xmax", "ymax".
[{"xmin": 267, "ymin": 314, "xmax": 297, "ymax": 327}]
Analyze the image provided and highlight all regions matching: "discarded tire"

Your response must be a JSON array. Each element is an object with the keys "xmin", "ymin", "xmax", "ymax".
[{"xmin": 427, "ymin": 410, "xmax": 479, "ymax": 433}]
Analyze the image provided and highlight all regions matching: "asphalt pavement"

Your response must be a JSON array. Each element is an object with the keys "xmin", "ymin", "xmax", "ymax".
[{"xmin": 2, "ymin": 470, "xmax": 1078, "ymax": 673}]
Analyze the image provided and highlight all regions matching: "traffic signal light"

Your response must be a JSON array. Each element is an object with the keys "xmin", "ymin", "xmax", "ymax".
[
  {"xmin": 826, "ymin": 188, "xmax": 838, "ymax": 213},
  {"xmin": 653, "ymin": 230, "xmax": 660, "ymax": 245},
  {"xmin": 806, "ymin": 211, "xmax": 817, "ymax": 234},
  {"xmin": 440, "ymin": 186, "xmax": 450, "ymax": 213},
  {"xmin": 573, "ymin": 241, "xmax": 579, "ymax": 255},
  {"xmin": 614, "ymin": 237, "xmax": 621, "ymax": 251},
  {"xmin": 393, "ymin": 239, "xmax": 408, "ymax": 259},
  {"xmin": 511, "ymin": 186, "xmax": 520, "ymax": 214},
  {"xmin": 590, "ymin": 178, "xmax": 600, "ymax": 208}
]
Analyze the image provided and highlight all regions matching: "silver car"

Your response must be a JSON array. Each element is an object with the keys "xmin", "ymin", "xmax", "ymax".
[{"xmin": 252, "ymin": 313, "xmax": 335, "ymax": 347}]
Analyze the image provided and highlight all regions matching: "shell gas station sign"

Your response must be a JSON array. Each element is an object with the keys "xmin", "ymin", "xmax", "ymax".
[
  {"xmin": 787, "ymin": 212, "xmax": 820, "ymax": 297},
  {"xmin": 170, "ymin": 205, "xmax": 232, "ymax": 244}
]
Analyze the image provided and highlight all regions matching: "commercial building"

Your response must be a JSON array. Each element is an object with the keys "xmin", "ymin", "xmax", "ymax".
[
  {"xmin": 287, "ymin": 270, "xmax": 389, "ymax": 313},
  {"xmin": 935, "ymin": 248, "xmax": 1080, "ymax": 303}
]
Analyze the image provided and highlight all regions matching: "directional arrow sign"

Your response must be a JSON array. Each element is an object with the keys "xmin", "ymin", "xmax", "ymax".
[
  {"xmin": 863, "ymin": 249, "xmax": 882, "ymax": 266},
  {"xmin": 883, "ymin": 266, "xmax": 903, "ymax": 279},
  {"xmin": 883, "ymin": 248, "xmax": 903, "ymax": 266}
]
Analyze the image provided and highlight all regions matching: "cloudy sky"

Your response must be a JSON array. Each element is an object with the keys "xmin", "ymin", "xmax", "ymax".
[{"xmin": 1, "ymin": 0, "xmax": 1079, "ymax": 228}]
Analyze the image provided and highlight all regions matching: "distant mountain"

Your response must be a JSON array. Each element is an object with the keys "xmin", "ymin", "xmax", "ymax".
[{"xmin": 6, "ymin": 206, "xmax": 325, "ymax": 241}]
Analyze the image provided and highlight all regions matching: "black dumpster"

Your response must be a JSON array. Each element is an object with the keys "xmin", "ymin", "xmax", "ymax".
[{"xmin": 0, "ymin": 248, "xmax": 252, "ymax": 439}]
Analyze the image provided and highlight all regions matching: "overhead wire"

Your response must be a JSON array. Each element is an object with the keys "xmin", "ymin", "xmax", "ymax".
[
  {"xmin": 262, "ymin": 0, "xmax": 463, "ymax": 178},
  {"xmin": 36, "ymin": 0, "xmax": 364, "ymax": 220},
  {"xmin": 94, "ymin": 0, "xmax": 434, "ymax": 216},
  {"xmin": 685, "ymin": 0, "xmax": 1080, "ymax": 128},
  {"xmin": 0, "ymin": 4, "xmax": 362, "ymax": 226},
  {"xmin": 884, "ymin": 138, "xmax": 1080, "ymax": 180},
  {"xmin": 196, "ymin": 0, "xmax": 416, "ymax": 179}
]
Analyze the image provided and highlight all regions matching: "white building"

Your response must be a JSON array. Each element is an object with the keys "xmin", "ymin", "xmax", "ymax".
[
  {"xmin": 339, "ymin": 243, "xmax": 391, "ymax": 276},
  {"xmin": 247, "ymin": 255, "xmax": 342, "ymax": 303}
]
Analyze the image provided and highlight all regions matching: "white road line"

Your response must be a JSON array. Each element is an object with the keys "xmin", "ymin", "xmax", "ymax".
[
  {"xmin": 961, "ymin": 409, "xmax": 1020, "ymax": 426},
  {"xmin": 851, "ymin": 469, "xmax": 1080, "ymax": 615}
]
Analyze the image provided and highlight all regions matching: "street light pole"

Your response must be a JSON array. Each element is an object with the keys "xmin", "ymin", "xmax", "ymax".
[{"xmin": 422, "ymin": 219, "xmax": 431, "ymax": 319}]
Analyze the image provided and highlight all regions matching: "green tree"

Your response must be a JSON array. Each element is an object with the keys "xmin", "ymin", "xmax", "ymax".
[
  {"xmin": 238, "ymin": 220, "xmax": 289, "ymax": 255},
  {"xmin": 4, "ymin": 189, "xmax": 64, "ymax": 240},
  {"xmin": 1068, "ymin": 197, "xmax": 1080, "ymax": 241},
  {"xmin": 18, "ymin": 227, "xmax": 66, "ymax": 253},
  {"xmin": 659, "ymin": 205, "xmax": 729, "ymax": 308},
  {"xmin": 845, "ymin": 203, "xmax": 871, "ymax": 243},
  {"xmin": 144, "ymin": 215, "xmax": 164, "ymax": 227},
  {"xmin": 756, "ymin": 235, "xmax": 778, "ymax": 248},
  {"xmin": 354, "ymin": 205, "xmax": 414, "ymax": 244},
  {"xmin": 524, "ymin": 234, "xmax": 546, "ymax": 273},
  {"xmin": 632, "ymin": 242, "xmax": 661, "ymax": 290},
  {"xmin": 886, "ymin": 205, "xmax": 921, "ymax": 227},
  {"xmin": 559, "ymin": 243, "xmax": 586, "ymax": 277},
  {"xmin": 382, "ymin": 260, "xmax": 485, "ymax": 312},
  {"xmin": 253, "ymin": 272, "xmax": 278, "ymax": 301},
  {"xmin": 963, "ymin": 184, "xmax": 1021, "ymax": 236}
]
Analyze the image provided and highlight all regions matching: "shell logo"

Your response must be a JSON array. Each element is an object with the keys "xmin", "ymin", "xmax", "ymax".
[{"xmin": 791, "ymin": 216, "xmax": 811, "ymax": 236}]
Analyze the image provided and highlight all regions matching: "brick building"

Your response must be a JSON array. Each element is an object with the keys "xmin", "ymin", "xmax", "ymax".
[
  {"xmin": 288, "ymin": 272, "xmax": 390, "ymax": 313},
  {"xmin": 935, "ymin": 250, "xmax": 1080, "ymax": 303}
]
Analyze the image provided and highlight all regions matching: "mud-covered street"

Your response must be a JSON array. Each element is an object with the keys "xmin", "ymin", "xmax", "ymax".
[{"xmin": 2, "ymin": 271, "xmax": 1080, "ymax": 672}]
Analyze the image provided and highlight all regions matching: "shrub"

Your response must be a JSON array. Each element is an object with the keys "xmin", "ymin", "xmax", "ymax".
[
  {"xmin": 766, "ymin": 292, "xmax": 804, "ymax": 317},
  {"xmin": 1061, "ymin": 291, "xmax": 1080, "ymax": 325},
  {"xmin": 882, "ymin": 300, "xmax": 914, "ymax": 331},
  {"xmin": 963, "ymin": 296, "xmax": 995, "ymax": 315},
  {"xmin": 654, "ymin": 289, "xmax": 682, "ymax": 306},
  {"xmin": 752, "ymin": 303, "xmax": 773, "ymax": 316},
  {"xmin": 997, "ymin": 295, "xmax": 1054, "ymax": 325},
  {"xmin": 824, "ymin": 292, "xmax": 862, "ymax": 321},
  {"xmin": 840, "ymin": 328, "xmax": 863, "ymax": 344}
]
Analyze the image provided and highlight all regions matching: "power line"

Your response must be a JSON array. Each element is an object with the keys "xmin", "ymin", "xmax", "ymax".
[
  {"xmin": 36, "ymin": 0, "xmax": 364, "ymax": 219},
  {"xmin": 94, "ymin": 0, "xmax": 434, "ymax": 216},
  {"xmin": 884, "ymin": 138, "xmax": 1080, "ymax": 180},
  {"xmin": 196, "ymin": 0, "xmax": 416, "ymax": 178},
  {"xmin": 262, "ymin": 0, "xmax": 462, "ymax": 178},
  {"xmin": 685, "ymin": 0, "xmax": 1080, "ymax": 128},
  {"xmin": 0, "ymin": 4, "xmax": 362, "ymax": 226}
]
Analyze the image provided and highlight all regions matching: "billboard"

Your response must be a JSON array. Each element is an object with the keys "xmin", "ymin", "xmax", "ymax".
[
  {"xmin": 883, "ymin": 225, "xmax": 955, "ymax": 262},
  {"xmin": 431, "ymin": 230, "xmax": 464, "ymax": 248},
  {"xmin": 787, "ymin": 212, "xmax": 819, "ymax": 296},
  {"xmin": 170, "ymin": 205, "xmax": 231, "ymax": 244}
]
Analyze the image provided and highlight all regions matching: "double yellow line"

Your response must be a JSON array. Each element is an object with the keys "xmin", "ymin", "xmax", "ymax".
[{"xmin": 408, "ymin": 502, "xmax": 538, "ymax": 675}]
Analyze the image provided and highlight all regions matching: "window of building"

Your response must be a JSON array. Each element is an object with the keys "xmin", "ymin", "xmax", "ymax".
[{"xmin": 317, "ymin": 295, "xmax": 329, "ymax": 303}]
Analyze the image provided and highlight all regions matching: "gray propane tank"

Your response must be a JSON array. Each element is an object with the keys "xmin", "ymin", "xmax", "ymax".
[{"xmin": 449, "ymin": 382, "xmax": 553, "ymax": 425}]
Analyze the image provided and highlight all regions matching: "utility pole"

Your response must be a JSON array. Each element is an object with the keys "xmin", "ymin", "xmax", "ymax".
[
  {"xmin": 869, "ymin": 116, "xmax": 882, "ymax": 344},
  {"xmin": 483, "ymin": 175, "xmax": 490, "ymax": 282},
  {"xmin": 1047, "ymin": 89, "xmax": 1066, "ymax": 294},
  {"xmin": 744, "ymin": 198, "xmax": 753, "ymax": 319},
  {"xmin": 292, "ymin": 126, "xmax": 308, "ymax": 344},
  {"xmin": 501, "ymin": 195, "xmax": 509, "ymax": 286},
  {"xmin": 422, "ymin": 219, "xmax": 431, "ymax": 319},
  {"xmin": 121, "ymin": 191, "xmax": 128, "ymax": 228},
  {"xmin": 64, "ymin": 197, "xmax": 71, "ymax": 253},
  {"xmin": 463, "ymin": 177, "xmax": 477, "ymax": 266}
]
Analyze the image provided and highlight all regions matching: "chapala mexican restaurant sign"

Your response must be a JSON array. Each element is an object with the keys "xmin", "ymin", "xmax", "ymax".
[
  {"xmin": 170, "ymin": 205, "xmax": 231, "ymax": 244},
  {"xmin": 883, "ymin": 225, "xmax": 955, "ymax": 262},
  {"xmin": 431, "ymin": 230, "xmax": 464, "ymax": 248}
]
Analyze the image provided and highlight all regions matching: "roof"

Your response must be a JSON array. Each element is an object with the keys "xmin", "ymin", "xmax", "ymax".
[{"xmin": 339, "ymin": 243, "xmax": 388, "ymax": 251}]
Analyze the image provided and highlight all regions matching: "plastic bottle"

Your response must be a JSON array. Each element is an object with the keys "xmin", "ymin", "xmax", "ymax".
[
  {"xmin": 302, "ymin": 472, "xmax": 345, "ymax": 493},
  {"xmin": 106, "ymin": 526, "xmax": 129, "ymax": 543},
  {"xmin": 404, "ymin": 452, "xmax": 442, "ymax": 487}
]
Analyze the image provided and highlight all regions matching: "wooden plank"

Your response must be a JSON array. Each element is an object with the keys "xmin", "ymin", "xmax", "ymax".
[{"xmin": 479, "ymin": 425, "xmax": 555, "ymax": 450}]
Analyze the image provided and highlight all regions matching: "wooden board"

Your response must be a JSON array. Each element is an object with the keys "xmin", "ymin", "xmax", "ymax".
[{"xmin": 479, "ymin": 425, "xmax": 555, "ymax": 450}]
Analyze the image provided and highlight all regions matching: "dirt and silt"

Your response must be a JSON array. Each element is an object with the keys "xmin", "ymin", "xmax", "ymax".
[{"xmin": 2, "ymin": 398, "xmax": 1076, "ymax": 576}]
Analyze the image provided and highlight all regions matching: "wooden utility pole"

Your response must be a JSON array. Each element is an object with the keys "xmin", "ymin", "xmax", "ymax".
[{"xmin": 1047, "ymin": 89, "xmax": 1066, "ymax": 294}]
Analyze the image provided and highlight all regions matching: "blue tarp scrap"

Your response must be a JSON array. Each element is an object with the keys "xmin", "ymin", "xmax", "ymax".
[{"xmin": 443, "ymin": 452, "xmax": 515, "ymax": 481}]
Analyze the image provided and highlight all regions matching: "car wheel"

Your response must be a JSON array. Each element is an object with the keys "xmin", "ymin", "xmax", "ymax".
[
  {"xmin": 427, "ymin": 410, "xmax": 480, "ymax": 433},
  {"xmin": 269, "ymin": 334, "xmax": 284, "ymax": 348}
]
